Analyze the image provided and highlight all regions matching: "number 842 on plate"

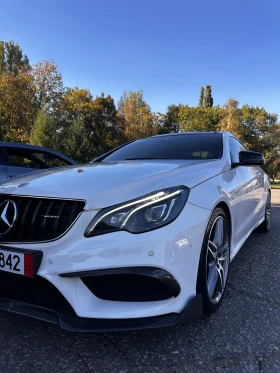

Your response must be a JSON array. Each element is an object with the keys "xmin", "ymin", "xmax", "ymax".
[{"xmin": 0, "ymin": 249, "xmax": 34, "ymax": 277}]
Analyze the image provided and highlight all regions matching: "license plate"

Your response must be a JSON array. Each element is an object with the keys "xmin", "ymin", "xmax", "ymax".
[{"xmin": 0, "ymin": 249, "xmax": 36, "ymax": 277}]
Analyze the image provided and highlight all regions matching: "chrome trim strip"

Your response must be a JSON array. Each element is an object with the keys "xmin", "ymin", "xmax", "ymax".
[{"xmin": 5, "ymin": 194, "xmax": 87, "ymax": 209}]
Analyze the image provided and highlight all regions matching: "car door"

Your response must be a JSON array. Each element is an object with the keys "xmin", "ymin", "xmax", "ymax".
[{"xmin": 229, "ymin": 137, "xmax": 265, "ymax": 243}]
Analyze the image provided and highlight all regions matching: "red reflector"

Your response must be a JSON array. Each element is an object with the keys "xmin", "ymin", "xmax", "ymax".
[{"xmin": 24, "ymin": 254, "xmax": 34, "ymax": 277}]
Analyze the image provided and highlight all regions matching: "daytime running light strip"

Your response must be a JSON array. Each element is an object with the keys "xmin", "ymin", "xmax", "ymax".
[{"xmin": 120, "ymin": 190, "xmax": 182, "ymax": 227}]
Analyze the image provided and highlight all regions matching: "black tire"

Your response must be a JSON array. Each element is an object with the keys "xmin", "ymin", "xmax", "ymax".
[
  {"xmin": 196, "ymin": 208, "xmax": 230, "ymax": 315},
  {"xmin": 256, "ymin": 193, "xmax": 271, "ymax": 233}
]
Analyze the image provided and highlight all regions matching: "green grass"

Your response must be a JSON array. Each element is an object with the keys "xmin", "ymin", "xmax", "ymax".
[{"xmin": 270, "ymin": 182, "xmax": 280, "ymax": 189}]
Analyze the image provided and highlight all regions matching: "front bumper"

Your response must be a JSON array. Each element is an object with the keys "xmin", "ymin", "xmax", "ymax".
[
  {"xmin": 0, "ymin": 290, "xmax": 203, "ymax": 332},
  {"xmin": 0, "ymin": 201, "xmax": 211, "ymax": 326}
]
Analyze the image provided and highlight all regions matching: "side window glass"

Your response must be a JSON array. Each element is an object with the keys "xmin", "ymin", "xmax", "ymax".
[
  {"xmin": 229, "ymin": 137, "xmax": 246, "ymax": 164},
  {"xmin": 8, "ymin": 154, "xmax": 40, "ymax": 168},
  {"xmin": 32, "ymin": 152, "xmax": 68, "ymax": 167},
  {"xmin": 0, "ymin": 148, "xmax": 8, "ymax": 165}
]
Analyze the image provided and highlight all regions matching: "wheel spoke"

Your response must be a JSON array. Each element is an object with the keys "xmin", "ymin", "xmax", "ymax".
[
  {"xmin": 213, "ymin": 218, "xmax": 223, "ymax": 247},
  {"xmin": 207, "ymin": 264, "xmax": 218, "ymax": 297},
  {"xmin": 216, "ymin": 263, "xmax": 225, "ymax": 294},
  {"xmin": 207, "ymin": 240, "xmax": 217, "ymax": 262},
  {"xmin": 217, "ymin": 242, "xmax": 229, "ymax": 261}
]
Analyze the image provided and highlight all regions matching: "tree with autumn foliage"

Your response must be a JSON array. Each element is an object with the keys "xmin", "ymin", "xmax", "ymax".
[
  {"xmin": 31, "ymin": 87, "xmax": 124, "ymax": 162},
  {"xmin": 118, "ymin": 90, "xmax": 160, "ymax": 140},
  {"xmin": 0, "ymin": 68, "xmax": 36, "ymax": 142},
  {"xmin": 30, "ymin": 110, "xmax": 62, "ymax": 150},
  {"xmin": 58, "ymin": 88, "xmax": 124, "ymax": 161},
  {"xmin": 218, "ymin": 99, "xmax": 280, "ymax": 177},
  {"xmin": 1, "ymin": 40, "xmax": 280, "ymax": 174},
  {"xmin": 0, "ymin": 48, "xmax": 65, "ymax": 144},
  {"xmin": 219, "ymin": 99, "xmax": 244, "ymax": 139},
  {"xmin": 178, "ymin": 105, "xmax": 222, "ymax": 132},
  {"xmin": 0, "ymin": 41, "xmax": 35, "ymax": 142},
  {"xmin": 91, "ymin": 93, "xmax": 125, "ymax": 152},
  {"xmin": 159, "ymin": 105, "xmax": 181, "ymax": 134},
  {"xmin": 32, "ymin": 60, "xmax": 64, "ymax": 113}
]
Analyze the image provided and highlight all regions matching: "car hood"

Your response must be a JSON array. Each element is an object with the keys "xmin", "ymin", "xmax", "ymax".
[{"xmin": 0, "ymin": 160, "xmax": 227, "ymax": 209}]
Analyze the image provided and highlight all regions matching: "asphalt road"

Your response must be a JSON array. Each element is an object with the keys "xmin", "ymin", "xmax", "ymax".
[{"xmin": 0, "ymin": 191, "xmax": 280, "ymax": 373}]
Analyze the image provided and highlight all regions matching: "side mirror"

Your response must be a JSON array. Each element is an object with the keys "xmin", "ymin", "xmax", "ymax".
[{"xmin": 237, "ymin": 151, "xmax": 265, "ymax": 166}]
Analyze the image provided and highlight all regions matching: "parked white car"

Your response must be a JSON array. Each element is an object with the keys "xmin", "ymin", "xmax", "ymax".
[{"xmin": 0, "ymin": 132, "xmax": 270, "ymax": 331}]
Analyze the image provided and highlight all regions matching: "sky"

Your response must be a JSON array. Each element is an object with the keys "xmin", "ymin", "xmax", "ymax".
[{"xmin": 0, "ymin": 0, "xmax": 279, "ymax": 115}]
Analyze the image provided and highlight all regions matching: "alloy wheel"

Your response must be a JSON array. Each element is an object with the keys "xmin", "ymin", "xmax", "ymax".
[{"xmin": 206, "ymin": 216, "xmax": 230, "ymax": 304}]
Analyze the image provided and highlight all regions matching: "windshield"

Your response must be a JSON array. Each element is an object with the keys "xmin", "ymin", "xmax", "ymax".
[{"xmin": 100, "ymin": 133, "xmax": 223, "ymax": 161}]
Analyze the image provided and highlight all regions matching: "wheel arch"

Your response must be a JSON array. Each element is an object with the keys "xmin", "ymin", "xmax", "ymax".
[
  {"xmin": 211, "ymin": 200, "xmax": 234, "ymax": 259},
  {"xmin": 213, "ymin": 201, "xmax": 232, "ymax": 238}
]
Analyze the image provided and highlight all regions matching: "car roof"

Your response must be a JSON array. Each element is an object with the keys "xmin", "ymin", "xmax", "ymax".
[
  {"xmin": 0, "ymin": 142, "xmax": 76, "ymax": 164},
  {"xmin": 0, "ymin": 142, "xmax": 56, "ymax": 151}
]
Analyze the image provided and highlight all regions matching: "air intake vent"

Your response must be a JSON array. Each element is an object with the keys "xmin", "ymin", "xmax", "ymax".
[{"xmin": 0, "ymin": 195, "xmax": 85, "ymax": 243}]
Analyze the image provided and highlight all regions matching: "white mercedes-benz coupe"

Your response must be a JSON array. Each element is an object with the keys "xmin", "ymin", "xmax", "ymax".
[{"xmin": 0, "ymin": 132, "xmax": 271, "ymax": 332}]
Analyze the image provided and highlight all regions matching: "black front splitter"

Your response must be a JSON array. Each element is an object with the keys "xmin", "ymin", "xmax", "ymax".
[{"xmin": 0, "ymin": 294, "xmax": 204, "ymax": 333}]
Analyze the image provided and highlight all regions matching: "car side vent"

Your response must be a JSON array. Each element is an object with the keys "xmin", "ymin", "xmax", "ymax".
[{"xmin": 0, "ymin": 195, "xmax": 85, "ymax": 243}]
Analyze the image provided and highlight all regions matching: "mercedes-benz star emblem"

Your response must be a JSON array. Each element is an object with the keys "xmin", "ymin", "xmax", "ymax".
[{"xmin": 0, "ymin": 200, "xmax": 18, "ymax": 235}]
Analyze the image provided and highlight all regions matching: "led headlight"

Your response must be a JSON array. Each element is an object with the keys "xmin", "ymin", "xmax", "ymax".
[{"xmin": 85, "ymin": 186, "xmax": 189, "ymax": 237}]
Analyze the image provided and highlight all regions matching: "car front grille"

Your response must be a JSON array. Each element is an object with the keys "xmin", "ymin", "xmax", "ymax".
[{"xmin": 0, "ymin": 195, "xmax": 85, "ymax": 243}]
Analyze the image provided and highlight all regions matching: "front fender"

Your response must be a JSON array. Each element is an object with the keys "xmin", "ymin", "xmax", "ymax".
[
  {"xmin": 188, "ymin": 170, "xmax": 239, "ymax": 211},
  {"xmin": 188, "ymin": 170, "xmax": 239, "ymax": 246}
]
